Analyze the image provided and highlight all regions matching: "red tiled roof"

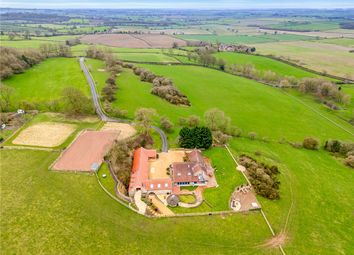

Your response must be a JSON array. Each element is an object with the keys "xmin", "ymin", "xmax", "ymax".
[
  {"xmin": 129, "ymin": 147, "xmax": 157, "ymax": 191},
  {"xmin": 145, "ymin": 179, "xmax": 172, "ymax": 191}
]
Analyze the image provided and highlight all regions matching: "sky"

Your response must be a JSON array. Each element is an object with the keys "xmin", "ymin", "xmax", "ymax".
[{"xmin": 1, "ymin": 0, "xmax": 354, "ymax": 9}]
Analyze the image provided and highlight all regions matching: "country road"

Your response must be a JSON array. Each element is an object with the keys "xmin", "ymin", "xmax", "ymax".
[{"xmin": 79, "ymin": 57, "xmax": 168, "ymax": 152}]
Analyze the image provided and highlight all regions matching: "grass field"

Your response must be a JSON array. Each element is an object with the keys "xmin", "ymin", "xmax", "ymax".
[
  {"xmin": 318, "ymin": 38, "xmax": 354, "ymax": 47},
  {"xmin": 0, "ymin": 149, "xmax": 273, "ymax": 255},
  {"xmin": 111, "ymin": 63, "xmax": 352, "ymax": 141},
  {"xmin": 176, "ymin": 34, "xmax": 316, "ymax": 44},
  {"xmin": 115, "ymin": 52, "xmax": 180, "ymax": 63},
  {"xmin": 0, "ymin": 35, "xmax": 80, "ymax": 48},
  {"xmin": 3, "ymin": 58, "xmax": 90, "ymax": 110},
  {"xmin": 253, "ymin": 41, "xmax": 354, "ymax": 80},
  {"xmin": 265, "ymin": 21, "xmax": 340, "ymax": 31},
  {"xmin": 228, "ymin": 138, "xmax": 354, "ymax": 255},
  {"xmin": 214, "ymin": 52, "xmax": 323, "ymax": 78}
]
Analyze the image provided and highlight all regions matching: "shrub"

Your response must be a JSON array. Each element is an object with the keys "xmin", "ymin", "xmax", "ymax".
[
  {"xmin": 239, "ymin": 155, "xmax": 280, "ymax": 200},
  {"xmin": 187, "ymin": 115, "xmax": 200, "ymax": 127},
  {"xmin": 248, "ymin": 132, "xmax": 257, "ymax": 140},
  {"xmin": 324, "ymin": 139, "xmax": 341, "ymax": 153},
  {"xmin": 344, "ymin": 155, "xmax": 354, "ymax": 168},
  {"xmin": 303, "ymin": 137, "xmax": 319, "ymax": 150},
  {"xmin": 62, "ymin": 87, "xmax": 93, "ymax": 115},
  {"xmin": 160, "ymin": 117, "xmax": 173, "ymax": 132},
  {"xmin": 212, "ymin": 130, "xmax": 231, "ymax": 145}
]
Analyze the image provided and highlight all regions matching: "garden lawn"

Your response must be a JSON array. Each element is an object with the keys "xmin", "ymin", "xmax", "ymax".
[
  {"xmin": 87, "ymin": 60, "xmax": 354, "ymax": 142},
  {"xmin": 214, "ymin": 52, "xmax": 323, "ymax": 79},
  {"xmin": 0, "ymin": 149, "xmax": 273, "ymax": 255},
  {"xmin": 3, "ymin": 58, "xmax": 90, "ymax": 110},
  {"xmin": 172, "ymin": 147, "xmax": 246, "ymax": 213}
]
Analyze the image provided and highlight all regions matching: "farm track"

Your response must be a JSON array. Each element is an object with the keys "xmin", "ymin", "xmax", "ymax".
[{"xmin": 79, "ymin": 57, "xmax": 168, "ymax": 152}]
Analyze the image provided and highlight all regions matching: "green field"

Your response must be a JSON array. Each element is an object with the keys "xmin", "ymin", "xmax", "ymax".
[
  {"xmin": 229, "ymin": 138, "xmax": 354, "ymax": 255},
  {"xmin": 176, "ymin": 34, "xmax": 316, "ymax": 44},
  {"xmin": 214, "ymin": 52, "xmax": 322, "ymax": 78},
  {"xmin": 0, "ymin": 35, "xmax": 80, "ymax": 48},
  {"xmin": 265, "ymin": 21, "xmax": 340, "ymax": 31},
  {"xmin": 318, "ymin": 38, "xmax": 354, "ymax": 47},
  {"xmin": 0, "ymin": 149, "xmax": 272, "ymax": 254},
  {"xmin": 3, "ymin": 58, "xmax": 89, "ymax": 110},
  {"xmin": 253, "ymin": 41, "xmax": 354, "ymax": 80},
  {"xmin": 115, "ymin": 52, "xmax": 180, "ymax": 63},
  {"xmin": 87, "ymin": 59, "xmax": 353, "ymax": 142}
]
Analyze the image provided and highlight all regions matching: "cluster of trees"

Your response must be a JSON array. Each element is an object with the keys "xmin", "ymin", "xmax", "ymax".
[
  {"xmin": 132, "ymin": 67, "xmax": 190, "ymax": 106},
  {"xmin": 299, "ymin": 78, "xmax": 350, "ymax": 106},
  {"xmin": 39, "ymin": 43, "xmax": 72, "ymax": 58},
  {"xmin": 62, "ymin": 87, "xmax": 94, "ymax": 115},
  {"xmin": 239, "ymin": 155, "xmax": 280, "ymax": 200},
  {"xmin": 0, "ymin": 47, "xmax": 45, "ymax": 80},
  {"xmin": 85, "ymin": 46, "xmax": 108, "ymax": 60},
  {"xmin": 324, "ymin": 139, "xmax": 354, "ymax": 168},
  {"xmin": 187, "ymin": 48, "xmax": 227, "ymax": 70},
  {"xmin": 226, "ymin": 64, "xmax": 350, "ymax": 106},
  {"xmin": 179, "ymin": 126, "xmax": 213, "ymax": 149},
  {"xmin": 204, "ymin": 108, "xmax": 241, "ymax": 145},
  {"xmin": 177, "ymin": 109, "xmax": 241, "ymax": 146},
  {"xmin": 105, "ymin": 139, "xmax": 134, "ymax": 194},
  {"xmin": 101, "ymin": 77, "xmax": 118, "ymax": 102},
  {"xmin": 0, "ymin": 44, "xmax": 72, "ymax": 80}
]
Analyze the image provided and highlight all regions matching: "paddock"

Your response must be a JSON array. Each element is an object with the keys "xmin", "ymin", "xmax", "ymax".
[{"xmin": 52, "ymin": 130, "xmax": 119, "ymax": 172}]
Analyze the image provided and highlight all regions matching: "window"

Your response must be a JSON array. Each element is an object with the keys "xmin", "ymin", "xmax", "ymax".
[
  {"xmin": 157, "ymin": 183, "xmax": 161, "ymax": 188},
  {"xmin": 150, "ymin": 184, "xmax": 154, "ymax": 189},
  {"xmin": 165, "ymin": 183, "xmax": 168, "ymax": 188}
]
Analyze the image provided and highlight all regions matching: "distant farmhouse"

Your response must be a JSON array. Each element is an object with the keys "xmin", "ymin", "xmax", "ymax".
[{"xmin": 128, "ymin": 148, "xmax": 216, "ymax": 197}]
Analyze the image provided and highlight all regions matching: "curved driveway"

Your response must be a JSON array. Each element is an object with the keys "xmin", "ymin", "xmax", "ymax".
[{"xmin": 79, "ymin": 57, "xmax": 168, "ymax": 152}]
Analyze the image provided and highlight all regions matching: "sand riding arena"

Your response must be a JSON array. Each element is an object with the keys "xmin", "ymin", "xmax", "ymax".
[{"xmin": 52, "ymin": 123, "xmax": 136, "ymax": 172}]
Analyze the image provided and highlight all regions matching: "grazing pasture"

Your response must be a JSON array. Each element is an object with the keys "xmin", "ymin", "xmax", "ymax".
[
  {"xmin": 214, "ymin": 52, "xmax": 322, "ymax": 78},
  {"xmin": 2, "ymin": 58, "xmax": 89, "ymax": 110},
  {"xmin": 254, "ymin": 41, "xmax": 354, "ymax": 80},
  {"xmin": 0, "ymin": 149, "xmax": 272, "ymax": 255},
  {"xmin": 318, "ymin": 38, "xmax": 354, "ymax": 47},
  {"xmin": 264, "ymin": 21, "xmax": 340, "ymax": 31},
  {"xmin": 176, "ymin": 34, "xmax": 316, "ymax": 44},
  {"xmin": 81, "ymin": 34, "xmax": 187, "ymax": 48},
  {"xmin": 87, "ymin": 59, "xmax": 353, "ymax": 142},
  {"xmin": 115, "ymin": 52, "xmax": 180, "ymax": 63}
]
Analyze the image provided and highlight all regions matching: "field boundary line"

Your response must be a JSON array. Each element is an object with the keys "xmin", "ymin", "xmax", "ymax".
[
  {"xmin": 281, "ymin": 90, "xmax": 354, "ymax": 136},
  {"xmin": 224, "ymin": 145, "xmax": 286, "ymax": 255}
]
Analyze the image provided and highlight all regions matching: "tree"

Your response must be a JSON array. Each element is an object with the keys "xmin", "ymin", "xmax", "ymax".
[
  {"xmin": 204, "ymin": 108, "xmax": 230, "ymax": 132},
  {"xmin": 8, "ymin": 32, "xmax": 15, "ymax": 41},
  {"xmin": 62, "ymin": 87, "xmax": 93, "ymax": 115},
  {"xmin": 0, "ymin": 84, "xmax": 14, "ymax": 111},
  {"xmin": 187, "ymin": 115, "xmax": 200, "ymax": 127},
  {"xmin": 303, "ymin": 137, "xmax": 319, "ymax": 150},
  {"xmin": 135, "ymin": 108, "xmax": 157, "ymax": 136},
  {"xmin": 179, "ymin": 126, "xmax": 212, "ymax": 149},
  {"xmin": 160, "ymin": 117, "xmax": 173, "ymax": 132}
]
